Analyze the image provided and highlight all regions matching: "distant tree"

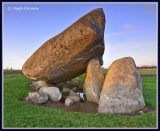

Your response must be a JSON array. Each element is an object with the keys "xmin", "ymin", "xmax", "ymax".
[{"xmin": 137, "ymin": 65, "xmax": 157, "ymax": 69}]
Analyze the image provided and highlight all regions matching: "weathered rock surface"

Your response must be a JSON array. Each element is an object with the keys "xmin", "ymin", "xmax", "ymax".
[
  {"xmin": 83, "ymin": 58, "xmax": 104, "ymax": 104},
  {"xmin": 98, "ymin": 57, "xmax": 145, "ymax": 114},
  {"xmin": 55, "ymin": 83, "xmax": 64, "ymax": 89},
  {"xmin": 22, "ymin": 8, "xmax": 105, "ymax": 84},
  {"xmin": 62, "ymin": 88, "xmax": 70, "ymax": 93},
  {"xmin": 67, "ymin": 96, "xmax": 80, "ymax": 103},
  {"xmin": 39, "ymin": 87, "xmax": 62, "ymax": 102},
  {"xmin": 28, "ymin": 91, "xmax": 48, "ymax": 104},
  {"xmin": 65, "ymin": 98, "xmax": 74, "ymax": 106},
  {"xmin": 69, "ymin": 90, "xmax": 79, "ymax": 96},
  {"xmin": 68, "ymin": 90, "xmax": 80, "ymax": 103},
  {"xmin": 72, "ymin": 87, "xmax": 77, "ymax": 92},
  {"xmin": 31, "ymin": 80, "xmax": 54, "ymax": 90}
]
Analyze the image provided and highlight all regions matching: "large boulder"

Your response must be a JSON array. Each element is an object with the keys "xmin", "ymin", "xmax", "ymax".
[
  {"xmin": 83, "ymin": 58, "xmax": 104, "ymax": 104},
  {"xmin": 98, "ymin": 57, "xmax": 145, "ymax": 114},
  {"xmin": 39, "ymin": 87, "xmax": 62, "ymax": 102},
  {"xmin": 22, "ymin": 8, "xmax": 105, "ymax": 84}
]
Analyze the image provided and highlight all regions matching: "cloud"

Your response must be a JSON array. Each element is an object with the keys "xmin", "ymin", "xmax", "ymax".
[
  {"xmin": 105, "ymin": 32, "xmax": 124, "ymax": 37},
  {"xmin": 123, "ymin": 24, "xmax": 141, "ymax": 30}
]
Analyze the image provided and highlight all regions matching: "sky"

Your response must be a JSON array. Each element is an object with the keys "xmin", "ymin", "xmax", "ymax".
[{"xmin": 3, "ymin": 2, "xmax": 157, "ymax": 69}]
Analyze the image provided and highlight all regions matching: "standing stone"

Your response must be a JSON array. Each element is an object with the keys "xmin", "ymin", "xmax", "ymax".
[
  {"xmin": 98, "ymin": 57, "xmax": 145, "ymax": 114},
  {"xmin": 39, "ymin": 87, "xmax": 62, "ymax": 102},
  {"xmin": 83, "ymin": 58, "xmax": 104, "ymax": 104},
  {"xmin": 22, "ymin": 8, "xmax": 105, "ymax": 84}
]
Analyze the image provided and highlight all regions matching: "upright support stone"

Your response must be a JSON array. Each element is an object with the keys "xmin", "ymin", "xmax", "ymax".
[
  {"xmin": 98, "ymin": 57, "xmax": 145, "ymax": 114},
  {"xmin": 83, "ymin": 58, "xmax": 104, "ymax": 104}
]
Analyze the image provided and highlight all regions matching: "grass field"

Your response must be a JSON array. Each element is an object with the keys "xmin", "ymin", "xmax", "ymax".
[{"xmin": 3, "ymin": 69, "xmax": 157, "ymax": 128}]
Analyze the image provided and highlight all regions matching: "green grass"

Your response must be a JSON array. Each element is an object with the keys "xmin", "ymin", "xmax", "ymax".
[
  {"xmin": 3, "ymin": 74, "xmax": 157, "ymax": 128},
  {"xmin": 72, "ymin": 74, "xmax": 86, "ymax": 82},
  {"xmin": 142, "ymin": 78, "xmax": 157, "ymax": 109}
]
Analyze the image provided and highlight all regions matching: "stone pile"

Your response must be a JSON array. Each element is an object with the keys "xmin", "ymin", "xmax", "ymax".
[{"xmin": 26, "ymin": 79, "xmax": 83, "ymax": 105}]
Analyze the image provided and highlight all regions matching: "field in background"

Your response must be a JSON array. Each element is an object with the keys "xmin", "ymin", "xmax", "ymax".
[
  {"xmin": 3, "ymin": 70, "xmax": 23, "ymax": 76},
  {"xmin": 3, "ymin": 68, "xmax": 157, "ymax": 77},
  {"xmin": 3, "ymin": 69, "xmax": 157, "ymax": 128}
]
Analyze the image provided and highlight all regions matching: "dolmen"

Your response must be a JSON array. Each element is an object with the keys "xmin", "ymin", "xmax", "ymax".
[{"xmin": 22, "ymin": 8, "xmax": 145, "ymax": 114}]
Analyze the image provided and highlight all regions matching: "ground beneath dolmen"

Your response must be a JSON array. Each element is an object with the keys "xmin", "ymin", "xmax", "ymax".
[{"xmin": 23, "ymin": 98, "xmax": 154, "ymax": 116}]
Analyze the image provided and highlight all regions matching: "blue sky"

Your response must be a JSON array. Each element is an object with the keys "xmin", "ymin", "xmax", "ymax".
[{"xmin": 3, "ymin": 2, "xmax": 157, "ymax": 69}]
